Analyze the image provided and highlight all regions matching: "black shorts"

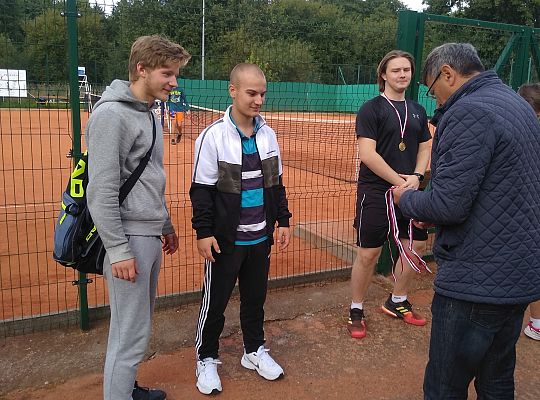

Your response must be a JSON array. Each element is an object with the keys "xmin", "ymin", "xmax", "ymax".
[{"xmin": 353, "ymin": 187, "xmax": 427, "ymax": 248}]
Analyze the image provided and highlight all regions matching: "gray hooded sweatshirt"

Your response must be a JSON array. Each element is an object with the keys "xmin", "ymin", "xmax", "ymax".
[{"xmin": 86, "ymin": 80, "xmax": 174, "ymax": 264}]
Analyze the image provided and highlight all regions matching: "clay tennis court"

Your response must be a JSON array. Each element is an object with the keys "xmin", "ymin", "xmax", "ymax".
[{"xmin": 0, "ymin": 108, "xmax": 360, "ymax": 322}]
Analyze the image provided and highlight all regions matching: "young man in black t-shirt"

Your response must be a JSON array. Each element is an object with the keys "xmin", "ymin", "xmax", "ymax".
[{"xmin": 348, "ymin": 50, "xmax": 432, "ymax": 339}]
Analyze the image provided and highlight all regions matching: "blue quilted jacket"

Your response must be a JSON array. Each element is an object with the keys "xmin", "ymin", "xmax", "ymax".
[{"xmin": 400, "ymin": 71, "xmax": 540, "ymax": 305}]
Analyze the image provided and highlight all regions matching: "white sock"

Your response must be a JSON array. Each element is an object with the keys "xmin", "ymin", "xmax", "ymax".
[
  {"xmin": 531, "ymin": 317, "xmax": 540, "ymax": 330},
  {"xmin": 392, "ymin": 294, "xmax": 407, "ymax": 303},
  {"xmin": 351, "ymin": 302, "xmax": 363, "ymax": 310}
]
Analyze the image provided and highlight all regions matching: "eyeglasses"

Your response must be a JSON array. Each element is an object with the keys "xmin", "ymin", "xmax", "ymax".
[{"xmin": 426, "ymin": 71, "xmax": 442, "ymax": 99}]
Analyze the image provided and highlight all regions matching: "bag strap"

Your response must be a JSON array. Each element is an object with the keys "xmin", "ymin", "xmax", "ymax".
[{"xmin": 118, "ymin": 112, "xmax": 157, "ymax": 205}]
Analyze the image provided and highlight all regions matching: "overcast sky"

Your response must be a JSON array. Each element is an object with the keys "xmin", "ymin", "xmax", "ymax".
[{"xmin": 402, "ymin": 0, "xmax": 426, "ymax": 11}]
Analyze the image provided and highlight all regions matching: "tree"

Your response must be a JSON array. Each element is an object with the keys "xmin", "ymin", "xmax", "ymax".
[
  {"xmin": 461, "ymin": 0, "xmax": 540, "ymax": 27},
  {"xmin": 423, "ymin": 0, "xmax": 540, "ymax": 27},
  {"xmin": 102, "ymin": 0, "xmax": 203, "ymax": 82},
  {"xmin": 0, "ymin": 0, "xmax": 24, "ymax": 43},
  {"xmin": 0, "ymin": 34, "xmax": 24, "ymax": 69},
  {"xmin": 23, "ymin": 1, "xmax": 108, "ymax": 83},
  {"xmin": 421, "ymin": 0, "xmax": 539, "ymax": 84}
]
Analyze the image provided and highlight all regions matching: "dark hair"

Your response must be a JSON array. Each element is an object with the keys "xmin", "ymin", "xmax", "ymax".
[
  {"xmin": 422, "ymin": 43, "xmax": 485, "ymax": 85},
  {"xmin": 377, "ymin": 50, "xmax": 415, "ymax": 93},
  {"xmin": 518, "ymin": 83, "xmax": 540, "ymax": 115}
]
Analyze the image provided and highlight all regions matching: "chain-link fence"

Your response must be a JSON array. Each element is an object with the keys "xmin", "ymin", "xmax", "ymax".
[
  {"xmin": 1, "ymin": 0, "xmax": 390, "ymax": 336},
  {"xmin": 1, "ymin": 1, "xmax": 537, "ymax": 336}
]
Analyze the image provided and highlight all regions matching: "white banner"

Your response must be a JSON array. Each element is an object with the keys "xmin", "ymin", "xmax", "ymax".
[{"xmin": 0, "ymin": 69, "xmax": 28, "ymax": 97}]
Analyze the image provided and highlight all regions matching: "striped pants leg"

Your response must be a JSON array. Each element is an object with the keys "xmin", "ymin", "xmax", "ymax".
[{"xmin": 195, "ymin": 241, "xmax": 270, "ymax": 359}]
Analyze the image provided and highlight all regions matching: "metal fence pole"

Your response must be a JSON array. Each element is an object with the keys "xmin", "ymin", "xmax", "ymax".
[
  {"xmin": 510, "ymin": 29, "xmax": 532, "ymax": 90},
  {"xmin": 397, "ymin": 10, "xmax": 424, "ymax": 102},
  {"xmin": 64, "ymin": 0, "xmax": 90, "ymax": 331}
]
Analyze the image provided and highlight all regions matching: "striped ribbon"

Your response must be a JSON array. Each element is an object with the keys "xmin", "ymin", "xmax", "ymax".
[{"xmin": 385, "ymin": 187, "xmax": 432, "ymax": 278}]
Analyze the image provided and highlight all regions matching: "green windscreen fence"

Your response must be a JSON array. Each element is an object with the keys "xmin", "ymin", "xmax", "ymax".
[{"xmin": 183, "ymin": 79, "xmax": 380, "ymax": 112}]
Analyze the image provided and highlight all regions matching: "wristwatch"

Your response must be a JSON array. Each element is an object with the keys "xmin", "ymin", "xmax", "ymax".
[{"xmin": 413, "ymin": 172, "xmax": 424, "ymax": 182}]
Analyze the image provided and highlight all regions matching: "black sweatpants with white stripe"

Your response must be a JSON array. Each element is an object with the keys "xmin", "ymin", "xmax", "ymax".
[{"xmin": 195, "ymin": 240, "xmax": 271, "ymax": 360}]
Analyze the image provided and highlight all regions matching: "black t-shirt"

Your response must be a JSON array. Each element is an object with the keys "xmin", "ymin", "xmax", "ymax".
[{"xmin": 355, "ymin": 95, "xmax": 431, "ymax": 190}]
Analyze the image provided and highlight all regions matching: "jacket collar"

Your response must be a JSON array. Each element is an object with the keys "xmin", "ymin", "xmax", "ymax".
[
  {"xmin": 223, "ymin": 105, "xmax": 267, "ymax": 135},
  {"xmin": 431, "ymin": 70, "xmax": 501, "ymax": 126}
]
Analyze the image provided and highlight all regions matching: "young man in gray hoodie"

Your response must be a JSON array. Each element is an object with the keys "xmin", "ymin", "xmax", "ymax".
[{"xmin": 86, "ymin": 35, "xmax": 190, "ymax": 400}]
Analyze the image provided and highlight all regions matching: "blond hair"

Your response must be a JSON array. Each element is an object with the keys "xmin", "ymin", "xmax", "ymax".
[
  {"xmin": 376, "ymin": 50, "xmax": 415, "ymax": 93},
  {"xmin": 128, "ymin": 35, "xmax": 191, "ymax": 82}
]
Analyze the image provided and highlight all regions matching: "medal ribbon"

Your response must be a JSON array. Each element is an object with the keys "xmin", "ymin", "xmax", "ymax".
[
  {"xmin": 385, "ymin": 187, "xmax": 432, "ymax": 279},
  {"xmin": 381, "ymin": 93, "xmax": 408, "ymax": 146}
]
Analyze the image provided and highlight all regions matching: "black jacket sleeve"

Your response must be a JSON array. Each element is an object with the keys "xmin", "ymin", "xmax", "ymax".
[
  {"xmin": 189, "ymin": 182, "xmax": 216, "ymax": 239},
  {"xmin": 276, "ymin": 175, "xmax": 292, "ymax": 227}
]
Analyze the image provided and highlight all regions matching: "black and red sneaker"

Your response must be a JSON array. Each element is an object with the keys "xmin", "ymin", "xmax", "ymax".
[
  {"xmin": 347, "ymin": 308, "xmax": 367, "ymax": 339},
  {"xmin": 381, "ymin": 295, "xmax": 426, "ymax": 326}
]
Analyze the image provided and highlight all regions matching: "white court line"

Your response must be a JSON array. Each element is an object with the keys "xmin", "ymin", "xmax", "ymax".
[
  {"xmin": 190, "ymin": 105, "xmax": 354, "ymax": 124},
  {"xmin": 265, "ymin": 116, "xmax": 355, "ymax": 124}
]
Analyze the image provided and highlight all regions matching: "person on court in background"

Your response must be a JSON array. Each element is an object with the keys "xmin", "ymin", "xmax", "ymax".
[
  {"xmin": 393, "ymin": 43, "xmax": 540, "ymax": 399},
  {"xmin": 167, "ymin": 84, "xmax": 190, "ymax": 145},
  {"xmin": 518, "ymin": 82, "xmax": 540, "ymax": 341},
  {"xmin": 189, "ymin": 63, "xmax": 292, "ymax": 395},
  {"xmin": 348, "ymin": 49, "xmax": 432, "ymax": 339},
  {"xmin": 86, "ymin": 35, "xmax": 189, "ymax": 400}
]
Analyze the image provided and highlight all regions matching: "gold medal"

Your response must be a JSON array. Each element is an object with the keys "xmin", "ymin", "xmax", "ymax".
[{"xmin": 399, "ymin": 141, "xmax": 406, "ymax": 151}]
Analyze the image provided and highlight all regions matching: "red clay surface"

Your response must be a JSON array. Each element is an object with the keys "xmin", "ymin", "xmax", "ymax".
[
  {"xmin": 1, "ymin": 108, "xmax": 361, "ymax": 321},
  {"xmin": 2, "ymin": 272, "xmax": 539, "ymax": 399}
]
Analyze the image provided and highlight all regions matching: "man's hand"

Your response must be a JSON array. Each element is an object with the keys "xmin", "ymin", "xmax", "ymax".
[
  {"xmin": 197, "ymin": 236, "xmax": 221, "ymax": 262},
  {"xmin": 392, "ymin": 186, "xmax": 413, "ymax": 205},
  {"xmin": 398, "ymin": 174, "xmax": 421, "ymax": 190},
  {"xmin": 111, "ymin": 258, "xmax": 138, "ymax": 282},
  {"xmin": 162, "ymin": 233, "xmax": 179, "ymax": 255},
  {"xmin": 276, "ymin": 227, "xmax": 291, "ymax": 251}
]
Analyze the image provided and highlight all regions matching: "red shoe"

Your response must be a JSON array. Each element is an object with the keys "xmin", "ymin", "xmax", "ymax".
[
  {"xmin": 381, "ymin": 295, "xmax": 426, "ymax": 326},
  {"xmin": 347, "ymin": 308, "xmax": 367, "ymax": 339}
]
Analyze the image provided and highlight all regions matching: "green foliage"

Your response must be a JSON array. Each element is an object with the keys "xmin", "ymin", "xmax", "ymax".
[
  {"xmin": 423, "ymin": 0, "xmax": 540, "ymax": 27},
  {"xmin": 22, "ymin": 2, "xmax": 107, "ymax": 82},
  {"xmin": 23, "ymin": 8, "xmax": 66, "ymax": 82},
  {"xmin": 0, "ymin": 0, "xmax": 538, "ymax": 89},
  {"xmin": 249, "ymin": 38, "xmax": 319, "ymax": 82},
  {"xmin": 0, "ymin": 34, "xmax": 24, "ymax": 69},
  {"xmin": 0, "ymin": 0, "xmax": 24, "ymax": 43},
  {"xmin": 461, "ymin": 0, "xmax": 540, "ymax": 27},
  {"xmin": 421, "ymin": 0, "xmax": 540, "ymax": 84}
]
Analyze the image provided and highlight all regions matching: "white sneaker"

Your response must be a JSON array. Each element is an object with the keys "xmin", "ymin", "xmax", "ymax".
[
  {"xmin": 196, "ymin": 358, "xmax": 222, "ymax": 395},
  {"xmin": 241, "ymin": 345, "xmax": 284, "ymax": 380},
  {"xmin": 524, "ymin": 322, "xmax": 540, "ymax": 341}
]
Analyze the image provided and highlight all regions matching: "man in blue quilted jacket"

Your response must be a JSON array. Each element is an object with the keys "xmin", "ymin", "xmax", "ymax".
[{"xmin": 393, "ymin": 43, "xmax": 540, "ymax": 400}]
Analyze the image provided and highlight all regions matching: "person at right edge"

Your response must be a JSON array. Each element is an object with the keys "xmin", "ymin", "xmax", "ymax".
[
  {"xmin": 393, "ymin": 43, "xmax": 540, "ymax": 399},
  {"xmin": 518, "ymin": 82, "xmax": 540, "ymax": 342}
]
